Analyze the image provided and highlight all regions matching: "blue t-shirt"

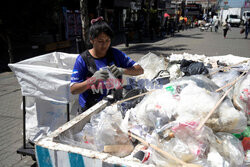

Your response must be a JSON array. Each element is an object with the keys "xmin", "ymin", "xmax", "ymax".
[{"xmin": 71, "ymin": 47, "xmax": 136, "ymax": 108}]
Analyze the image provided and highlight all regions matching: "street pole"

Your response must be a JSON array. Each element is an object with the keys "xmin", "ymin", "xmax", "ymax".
[
  {"xmin": 97, "ymin": 0, "xmax": 102, "ymax": 17},
  {"xmin": 183, "ymin": 0, "xmax": 186, "ymax": 17},
  {"xmin": 207, "ymin": 0, "xmax": 209, "ymax": 16},
  {"xmin": 175, "ymin": 0, "xmax": 177, "ymax": 18}
]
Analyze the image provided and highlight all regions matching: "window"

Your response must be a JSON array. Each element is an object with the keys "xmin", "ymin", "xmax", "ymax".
[{"xmin": 229, "ymin": 15, "xmax": 238, "ymax": 19}]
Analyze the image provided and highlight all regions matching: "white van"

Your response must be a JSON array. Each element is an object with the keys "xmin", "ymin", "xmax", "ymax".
[
  {"xmin": 227, "ymin": 14, "xmax": 241, "ymax": 27},
  {"xmin": 242, "ymin": 11, "xmax": 250, "ymax": 24}
]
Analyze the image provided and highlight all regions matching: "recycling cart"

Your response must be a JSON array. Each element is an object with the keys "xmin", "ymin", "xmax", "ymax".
[{"xmin": 34, "ymin": 53, "xmax": 250, "ymax": 167}]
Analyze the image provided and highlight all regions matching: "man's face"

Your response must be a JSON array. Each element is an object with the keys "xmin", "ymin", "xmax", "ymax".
[{"xmin": 91, "ymin": 32, "xmax": 111, "ymax": 54}]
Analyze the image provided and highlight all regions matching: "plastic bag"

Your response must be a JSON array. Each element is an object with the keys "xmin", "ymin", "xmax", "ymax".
[
  {"xmin": 169, "ymin": 53, "xmax": 206, "ymax": 63},
  {"xmin": 171, "ymin": 122, "xmax": 211, "ymax": 159},
  {"xmin": 81, "ymin": 106, "xmax": 134, "ymax": 157},
  {"xmin": 240, "ymin": 28, "xmax": 245, "ymax": 34},
  {"xmin": 134, "ymin": 88, "xmax": 178, "ymax": 128},
  {"xmin": 213, "ymin": 132, "xmax": 245, "ymax": 167},
  {"xmin": 148, "ymin": 122, "xmax": 211, "ymax": 167},
  {"xmin": 233, "ymin": 72, "xmax": 250, "ymax": 122},
  {"xmin": 204, "ymin": 55, "xmax": 249, "ymax": 68},
  {"xmin": 137, "ymin": 52, "xmax": 168, "ymax": 80},
  {"xmin": 211, "ymin": 69, "xmax": 240, "ymax": 99},
  {"xmin": 58, "ymin": 126, "xmax": 97, "ymax": 151},
  {"xmin": 169, "ymin": 76, "xmax": 246, "ymax": 133},
  {"xmin": 134, "ymin": 75, "xmax": 247, "ymax": 133},
  {"xmin": 117, "ymin": 79, "xmax": 147, "ymax": 117},
  {"xmin": 23, "ymin": 96, "xmax": 70, "ymax": 142},
  {"xmin": 180, "ymin": 59, "xmax": 209, "ymax": 76},
  {"xmin": 207, "ymin": 147, "xmax": 230, "ymax": 167},
  {"xmin": 9, "ymin": 52, "xmax": 78, "ymax": 141}
]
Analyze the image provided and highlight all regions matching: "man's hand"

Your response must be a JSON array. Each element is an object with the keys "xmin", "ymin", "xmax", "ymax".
[
  {"xmin": 109, "ymin": 64, "xmax": 124, "ymax": 78},
  {"xmin": 88, "ymin": 70, "xmax": 109, "ymax": 85}
]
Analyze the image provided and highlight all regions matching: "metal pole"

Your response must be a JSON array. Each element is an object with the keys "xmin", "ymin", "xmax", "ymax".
[
  {"xmin": 76, "ymin": 36, "xmax": 82, "ymax": 54},
  {"xmin": 97, "ymin": 0, "xmax": 102, "ymax": 17},
  {"xmin": 207, "ymin": 0, "xmax": 209, "ymax": 16},
  {"xmin": 22, "ymin": 96, "xmax": 26, "ymax": 149},
  {"xmin": 185, "ymin": 0, "xmax": 187, "ymax": 17},
  {"xmin": 67, "ymin": 103, "xmax": 70, "ymax": 122},
  {"xmin": 175, "ymin": 0, "xmax": 177, "ymax": 18}
]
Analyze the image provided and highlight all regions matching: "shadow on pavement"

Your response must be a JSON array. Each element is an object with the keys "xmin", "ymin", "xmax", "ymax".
[
  {"xmin": 174, "ymin": 33, "xmax": 204, "ymax": 39},
  {"xmin": 225, "ymin": 37, "xmax": 250, "ymax": 40},
  {"xmin": 121, "ymin": 43, "xmax": 189, "ymax": 55}
]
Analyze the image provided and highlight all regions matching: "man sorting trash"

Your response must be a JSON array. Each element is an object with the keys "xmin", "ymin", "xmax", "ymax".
[{"xmin": 70, "ymin": 16, "xmax": 144, "ymax": 113}]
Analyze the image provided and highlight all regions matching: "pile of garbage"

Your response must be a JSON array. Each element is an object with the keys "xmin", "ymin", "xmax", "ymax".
[{"xmin": 60, "ymin": 53, "xmax": 250, "ymax": 167}]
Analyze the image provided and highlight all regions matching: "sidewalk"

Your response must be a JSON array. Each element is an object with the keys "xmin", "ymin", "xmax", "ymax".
[{"xmin": 0, "ymin": 72, "xmax": 36, "ymax": 167}]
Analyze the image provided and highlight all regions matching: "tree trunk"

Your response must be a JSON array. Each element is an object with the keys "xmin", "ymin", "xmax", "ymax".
[
  {"xmin": 0, "ymin": 33, "xmax": 14, "ymax": 63},
  {"xmin": 80, "ymin": 0, "xmax": 89, "ymax": 49},
  {"xmin": 6, "ymin": 35, "xmax": 14, "ymax": 63}
]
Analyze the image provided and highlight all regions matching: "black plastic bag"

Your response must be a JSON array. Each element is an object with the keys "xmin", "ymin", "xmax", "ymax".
[{"xmin": 180, "ymin": 59, "xmax": 209, "ymax": 76}]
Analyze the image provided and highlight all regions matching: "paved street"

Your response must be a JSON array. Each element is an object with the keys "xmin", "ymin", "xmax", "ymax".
[
  {"xmin": 116, "ymin": 26, "xmax": 250, "ymax": 61},
  {"xmin": 0, "ymin": 27, "xmax": 249, "ymax": 167}
]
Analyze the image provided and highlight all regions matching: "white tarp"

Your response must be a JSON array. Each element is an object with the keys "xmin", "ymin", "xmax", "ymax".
[{"xmin": 9, "ymin": 52, "xmax": 79, "ymax": 141}]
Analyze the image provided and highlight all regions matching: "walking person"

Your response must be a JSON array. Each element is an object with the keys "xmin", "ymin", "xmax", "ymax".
[
  {"xmin": 169, "ymin": 19, "xmax": 175, "ymax": 37},
  {"xmin": 222, "ymin": 21, "xmax": 230, "ymax": 38},
  {"xmin": 244, "ymin": 18, "xmax": 250, "ymax": 39},
  {"xmin": 213, "ymin": 16, "xmax": 219, "ymax": 32}
]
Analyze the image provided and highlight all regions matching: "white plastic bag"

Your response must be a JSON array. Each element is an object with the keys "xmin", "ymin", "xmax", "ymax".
[
  {"xmin": 137, "ymin": 52, "xmax": 168, "ymax": 80},
  {"xmin": 9, "ymin": 52, "xmax": 79, "ymax": 142},
  {"xmin": 233, "ymin": 72, "xmax": 250, "ymax": 122}
]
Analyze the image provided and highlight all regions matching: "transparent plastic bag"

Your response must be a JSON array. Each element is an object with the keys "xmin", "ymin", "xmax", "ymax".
[
  {"xmin": 134, "ymin": 89, "xmax": 178, "ymax": 128},
  {"xmin": 81, "ymin": 106, "xmax": 134, "ymax": 157},
  {"xmin": 137, "ymin": 52, "xmax": 168, "ymax": 80},
  {"xmin": 212, "ymin": 132, "xmax": 245, "ymax": 167},
  {"xmin": 148, "ymin": 123, "xmax": 210, "ymax": 167},
  {"xmin": 134, "ymin": 75, "xmax": 247, "ymax": 133},
  {"xmin": 207, "ymin": 147, "xmax": 230, "ymax": 167},
  {"xmin": 216, "ymin": 98, "xmax": 247, "ymax": 133},
  {"xmin": 58, "ymin": 127, "xmax": 97, "ymax": 151},
  {"xmin": 171, "ymin": 121, "xmax": 212, "ymax": 159},
  {"xmin": 211, "ymin": 70, "xmax": 240, "ymax": 88},
  {"xmin": 211, "ymin": 69, "xmax": 240, "ymax": 99},
  {"xmin": 169, "ymin": 75, "xmax": 247, "ymax": 133},
  {"xmin": 233, "ymin": 72, "xmax": 250, "ymax": 122}
]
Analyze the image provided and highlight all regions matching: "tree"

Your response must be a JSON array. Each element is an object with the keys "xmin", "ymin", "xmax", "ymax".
[
  {"xmin": 0, "ymin": 24, "xmax": 13, "ymax": 64},
  {"xmin": 80, "ymin": 0, "xmax": 89, "ymax": 49}
]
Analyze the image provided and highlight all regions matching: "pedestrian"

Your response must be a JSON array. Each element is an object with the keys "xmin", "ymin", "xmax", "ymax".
[
  {"xmin": 244, "ymin": 18, "xmax": 250, "ymax": 39},
  {"xmin": 213, "ymin": 16, "xmax": 219, "ymax": 32},
  {"xmin": 169, "ymin": 19, "xmax": 175, "ymax": 36},
  {"xmin": 70, "ymin": 16, "xmax": 144, "ymax": 113},
  {"xmin": 222, "ymin": 21, "xmax": 230, "ymax": 38}
]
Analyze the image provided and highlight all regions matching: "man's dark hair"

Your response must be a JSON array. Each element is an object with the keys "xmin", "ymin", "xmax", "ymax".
[{"xmin": 89, "ymin": 20, "xmax": 114, "ymax": 40}]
